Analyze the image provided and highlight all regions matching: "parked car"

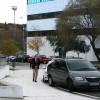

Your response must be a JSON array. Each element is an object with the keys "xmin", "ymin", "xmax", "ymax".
[
  {"xmin": 8, "ymin": 56, "xmax": 16, "ymax": 61},
  {"xmin": 43, "ymin": 61, "xmax": 52, "ymax": 82},
  {"xmin": 47, "ymin": 58, "xmax": 100, "ymax": 91},
  {"xmin": 48, "ymin": 56, "xmax": 59, "ymax": 60},
  {"xmin": 27, "ymin": 56, "xmax": 33, "ymax": 63},
  {"xmin": 15, "ymin": 54, "xmax": 30, "ymax": 62},
  {"xmin": 34, "ymin": 54, "xmax": 51, "ymax": 64}
]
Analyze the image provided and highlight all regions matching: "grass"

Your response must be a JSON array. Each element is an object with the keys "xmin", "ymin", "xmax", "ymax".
[{"xmin": 0, "ymin": 83, "xmax": 7, "ymax": 86}]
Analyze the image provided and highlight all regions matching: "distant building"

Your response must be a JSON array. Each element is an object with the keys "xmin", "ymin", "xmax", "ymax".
[{"xmin": 26, "ymin": 0, "xmax": 100, "ymax": 61}]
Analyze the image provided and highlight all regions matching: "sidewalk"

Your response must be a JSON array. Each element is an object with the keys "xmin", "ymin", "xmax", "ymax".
[{"xmin": 1, "ymin": 67, "xmax": 97, "ymax": 100}]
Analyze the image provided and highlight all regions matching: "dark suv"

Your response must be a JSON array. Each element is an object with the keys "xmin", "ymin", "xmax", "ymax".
[
  {"xmin": 15, "ymin": 54, "xmax": 30, "ymax": 62},
  {"xmin": 47, "ymin": 58, "xmax": 100, "ymax": 91}
]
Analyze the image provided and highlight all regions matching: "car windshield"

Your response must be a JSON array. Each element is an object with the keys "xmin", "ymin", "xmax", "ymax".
[
  {"xmin": 41, "ymin": 55, "xmax": 46, "ymax": 58},
  {"xmin": 67, "ymin": 60, "xmax": 96, "ymax": 71}
]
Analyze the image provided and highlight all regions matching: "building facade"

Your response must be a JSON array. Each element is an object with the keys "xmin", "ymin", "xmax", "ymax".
[
  {"xmin": 27, "ymin": 0, "xmax": 69, "ymax": 56},
  {"xmin": 27, "ymin": 0, "xmax": 68, "ymax": 36},
  {"xmin": 27, "ymin": 0, "xmax": 99, "ymax": 61}
]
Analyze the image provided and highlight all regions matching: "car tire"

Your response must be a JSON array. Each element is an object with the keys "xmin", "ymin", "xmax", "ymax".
[
  {"xmin": 98, "ymin": 88, "xmax": 100, "ymax": 91},
  {"xmin": 67, "ymin": 79, "xmax": 74, "ymax": 91},
  {"xmin": 48, "ymin": 76, "xmax": 55, "ymax": 86},
  {"xmin": 43, "ymin": 76, "xmax": 46, "ymax": 83}
]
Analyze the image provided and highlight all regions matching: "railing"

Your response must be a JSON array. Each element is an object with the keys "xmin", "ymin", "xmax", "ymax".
[{"xmin": 0, "ymin": 56, "xmax": 7, "ymax": 66}]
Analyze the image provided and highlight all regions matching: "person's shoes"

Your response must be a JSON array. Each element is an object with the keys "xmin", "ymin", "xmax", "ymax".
[
  {"xmin": 33, "ymin": 79, "xmax": 34, "ymax": 81},
  {"xmin": 35, "ymin": 80, "xmax": 37, "ymax": 82}
]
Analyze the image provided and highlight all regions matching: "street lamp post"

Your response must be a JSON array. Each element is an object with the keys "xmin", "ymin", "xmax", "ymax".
[
  {"xmin": 20, "ymin": 17, "xmax": 25, "ymax": 52},
  {"xmin": 11, "ymin": 6, "xmax": 17, "ymax": 40}
]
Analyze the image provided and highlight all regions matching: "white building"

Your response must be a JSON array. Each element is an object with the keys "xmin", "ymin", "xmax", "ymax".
[{"xmin": 26, "ymin": 0, "xmax": 100, "ymax": 61}]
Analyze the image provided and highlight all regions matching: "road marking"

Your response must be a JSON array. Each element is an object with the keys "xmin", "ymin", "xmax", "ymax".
[{"xmin": 55, "ymin": 86, "xmax": 100, "ymax": 100}]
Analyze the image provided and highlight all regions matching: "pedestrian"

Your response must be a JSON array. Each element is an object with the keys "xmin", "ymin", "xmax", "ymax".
[{"xmin": 30, "ymin": 57, "xmax": 40, "ymax": 82}]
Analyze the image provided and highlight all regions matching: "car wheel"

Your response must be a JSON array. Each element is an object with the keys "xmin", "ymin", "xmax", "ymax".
[
  {"xmin": 48, "ymin": 76, "xmax": 54, "ymax": 86},
  {"xmin": 67, "ymin": 79, "xmax": 74, "ymax": 91},
  {"xmin": 98, "ymin": 88, "xmax": 100, "ymax": 91},
  {"xmin": 43, "ymin": 76, "xmax": 46, "ymax": 83}
]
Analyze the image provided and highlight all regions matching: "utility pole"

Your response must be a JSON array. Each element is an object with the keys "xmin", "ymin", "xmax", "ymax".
[
  {"xmin": 20, "ymin": 17, "xmax": 25, "ymax": 52},
  {"xmin": 11, "ymin": 6, "xmax": 17, "ymax": 40}
]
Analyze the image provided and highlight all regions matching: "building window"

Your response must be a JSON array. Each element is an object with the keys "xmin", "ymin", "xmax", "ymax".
[
  {"xmin": 28, "ymin": 30, "xmax": 55, "ymax": 37},
  {"xmin": 27, "ymin": 11, "xmax": 62, "ymax": 20},
  {"xmin": 27, "ymin": 0, "xmax": 54, "ymax": 5}
]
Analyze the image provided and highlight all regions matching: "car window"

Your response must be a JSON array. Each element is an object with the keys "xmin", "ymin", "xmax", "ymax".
[
  {"xmin": 61, "ymin": 63, "xmax": 67, "ymax": 70},
  {"xmin": 52, "ymin": 61, "xmax": 57, "ymax": 69},
  {"xmin": 52, "ymin": 60, "xmax": 66, "ymax": 70},
  {"xmin": 67, "ymin": 60, "xmax": 96, "ymax": 71},
  {"xmin": 17, "ymin": 55, "xmax": 23, "ymax": 58},
  {"xmin": 48, "ymin": 63, "xmax": 52, "ymax": 68},
  {"xmin": 58, "ymin": 60, "xmax": 67, "ymax": 70},
  {"xmin": 47, "ymin": 63, "xmax": 52, "ymax": 71}
]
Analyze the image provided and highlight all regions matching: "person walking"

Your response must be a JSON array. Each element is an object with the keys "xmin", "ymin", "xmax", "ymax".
[{"xmin": 30, "ymin": 57, "xmax": 40, "ymax": 82}]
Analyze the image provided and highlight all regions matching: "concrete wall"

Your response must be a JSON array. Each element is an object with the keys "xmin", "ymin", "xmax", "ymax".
[
  {"xmin": 0, "ymin": 57, "xmax": 9, "ymax": 79},
  {"xmin": 0, "ymin": 58, "xmax": 7, "ymax": 66},
  {"xmin": 27, "ymin": 18, "xmax": 56, "ymax": 31},
  {"xmin": 0, "ymin": 65, "xmax": 9, "ymax": 79},
  {"xmin": 0, "ymin": 81, "xmax": 23, "ymax": 98},
  {"xmin": 0, "ymin": 57, "xmax": 23, "ymax": 98}
]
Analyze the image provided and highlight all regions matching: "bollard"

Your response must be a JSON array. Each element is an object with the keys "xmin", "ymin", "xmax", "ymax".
[{"xmin": 12, "ymin": 58, "xmax": 16, "ymax": 71}]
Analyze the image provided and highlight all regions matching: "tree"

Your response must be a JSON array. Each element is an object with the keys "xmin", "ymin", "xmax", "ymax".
[
  {"xmin": 56, "ymin": 0, "xmax": 100, "ymax": 61},
  {"xmin": 28, "ymin": 36, "xmax": 45, "ymax": 53},
  {"xmin": 0, "ymin": 39, "xmax": 20, "ymax": 56},
  {"xmin": 47, "ymin": 35, "xmax": 87, "ymax": 57},
  {"xmin": 0, "ymin": 23, "xmax": 24, "ymax": 51}
]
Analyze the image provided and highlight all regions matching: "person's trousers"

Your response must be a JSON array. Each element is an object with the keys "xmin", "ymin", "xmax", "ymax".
[{"xmin": 33, "ymin": 67, "xmax": 38, "ymax": 81}]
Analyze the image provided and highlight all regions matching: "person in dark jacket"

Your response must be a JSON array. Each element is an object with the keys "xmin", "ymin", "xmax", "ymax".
[{"xmin": 30, "ymin": 57, "xmax": 40, "ymax": 82}]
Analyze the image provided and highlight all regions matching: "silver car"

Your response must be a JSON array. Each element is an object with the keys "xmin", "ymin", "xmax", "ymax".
[
  {"xmin": 47, "ymin": 58, "xmax": 100, "ymax": 91},
  {"xmin": 43, "ymin": 61, "xmax": 52, "ymax": 82}
]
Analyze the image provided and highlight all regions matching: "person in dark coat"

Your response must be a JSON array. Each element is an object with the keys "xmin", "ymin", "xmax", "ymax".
[{"xmin": 30, "ymin": 57, "xmax": 40, "ymax": 82}]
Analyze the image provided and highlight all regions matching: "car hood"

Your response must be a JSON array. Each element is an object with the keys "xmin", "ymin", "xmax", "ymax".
[{"xmin": 69, "ymin": 70, "xmax": 100, "ymax": 77}]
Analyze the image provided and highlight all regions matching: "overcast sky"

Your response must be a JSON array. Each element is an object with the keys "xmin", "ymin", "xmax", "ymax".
[{"xmin": 0, "ymin": 0, "xmax": 27, "ymax": 24}]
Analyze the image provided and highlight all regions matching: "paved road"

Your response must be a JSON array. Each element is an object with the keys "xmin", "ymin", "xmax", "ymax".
[
  {"xmin": 2, "ymin": 62, "xmax": 100, "ymax": 100},
  {"xmin": 1, "ymin": 69, "xmax": 96, "ymax": 100},
  {"xmin": 8, "ymin": 62, "xmax": 100, "ymax": 98},
  {"xmin": 51, "ymin": 84, "xmax": 100, "ymax": 99}
]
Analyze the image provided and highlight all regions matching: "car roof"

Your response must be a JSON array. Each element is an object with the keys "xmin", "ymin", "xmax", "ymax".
[{"xmin": 51, "ymin": 57, "xmax": 86, "ymax": 61}]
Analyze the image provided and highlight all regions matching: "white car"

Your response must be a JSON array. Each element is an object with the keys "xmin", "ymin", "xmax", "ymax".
[
  {"xmin": 43, "ymin": 61, "xmax": 52, "ymax": 82},
  {"xmin": 9, "ymin": 56, "xmax": 16, "ymax": 61}
]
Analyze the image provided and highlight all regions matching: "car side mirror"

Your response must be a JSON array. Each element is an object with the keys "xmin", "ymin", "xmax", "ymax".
[{"xmin": 95, "ymin": 66, "xmax": 100, "ymax": 71}]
